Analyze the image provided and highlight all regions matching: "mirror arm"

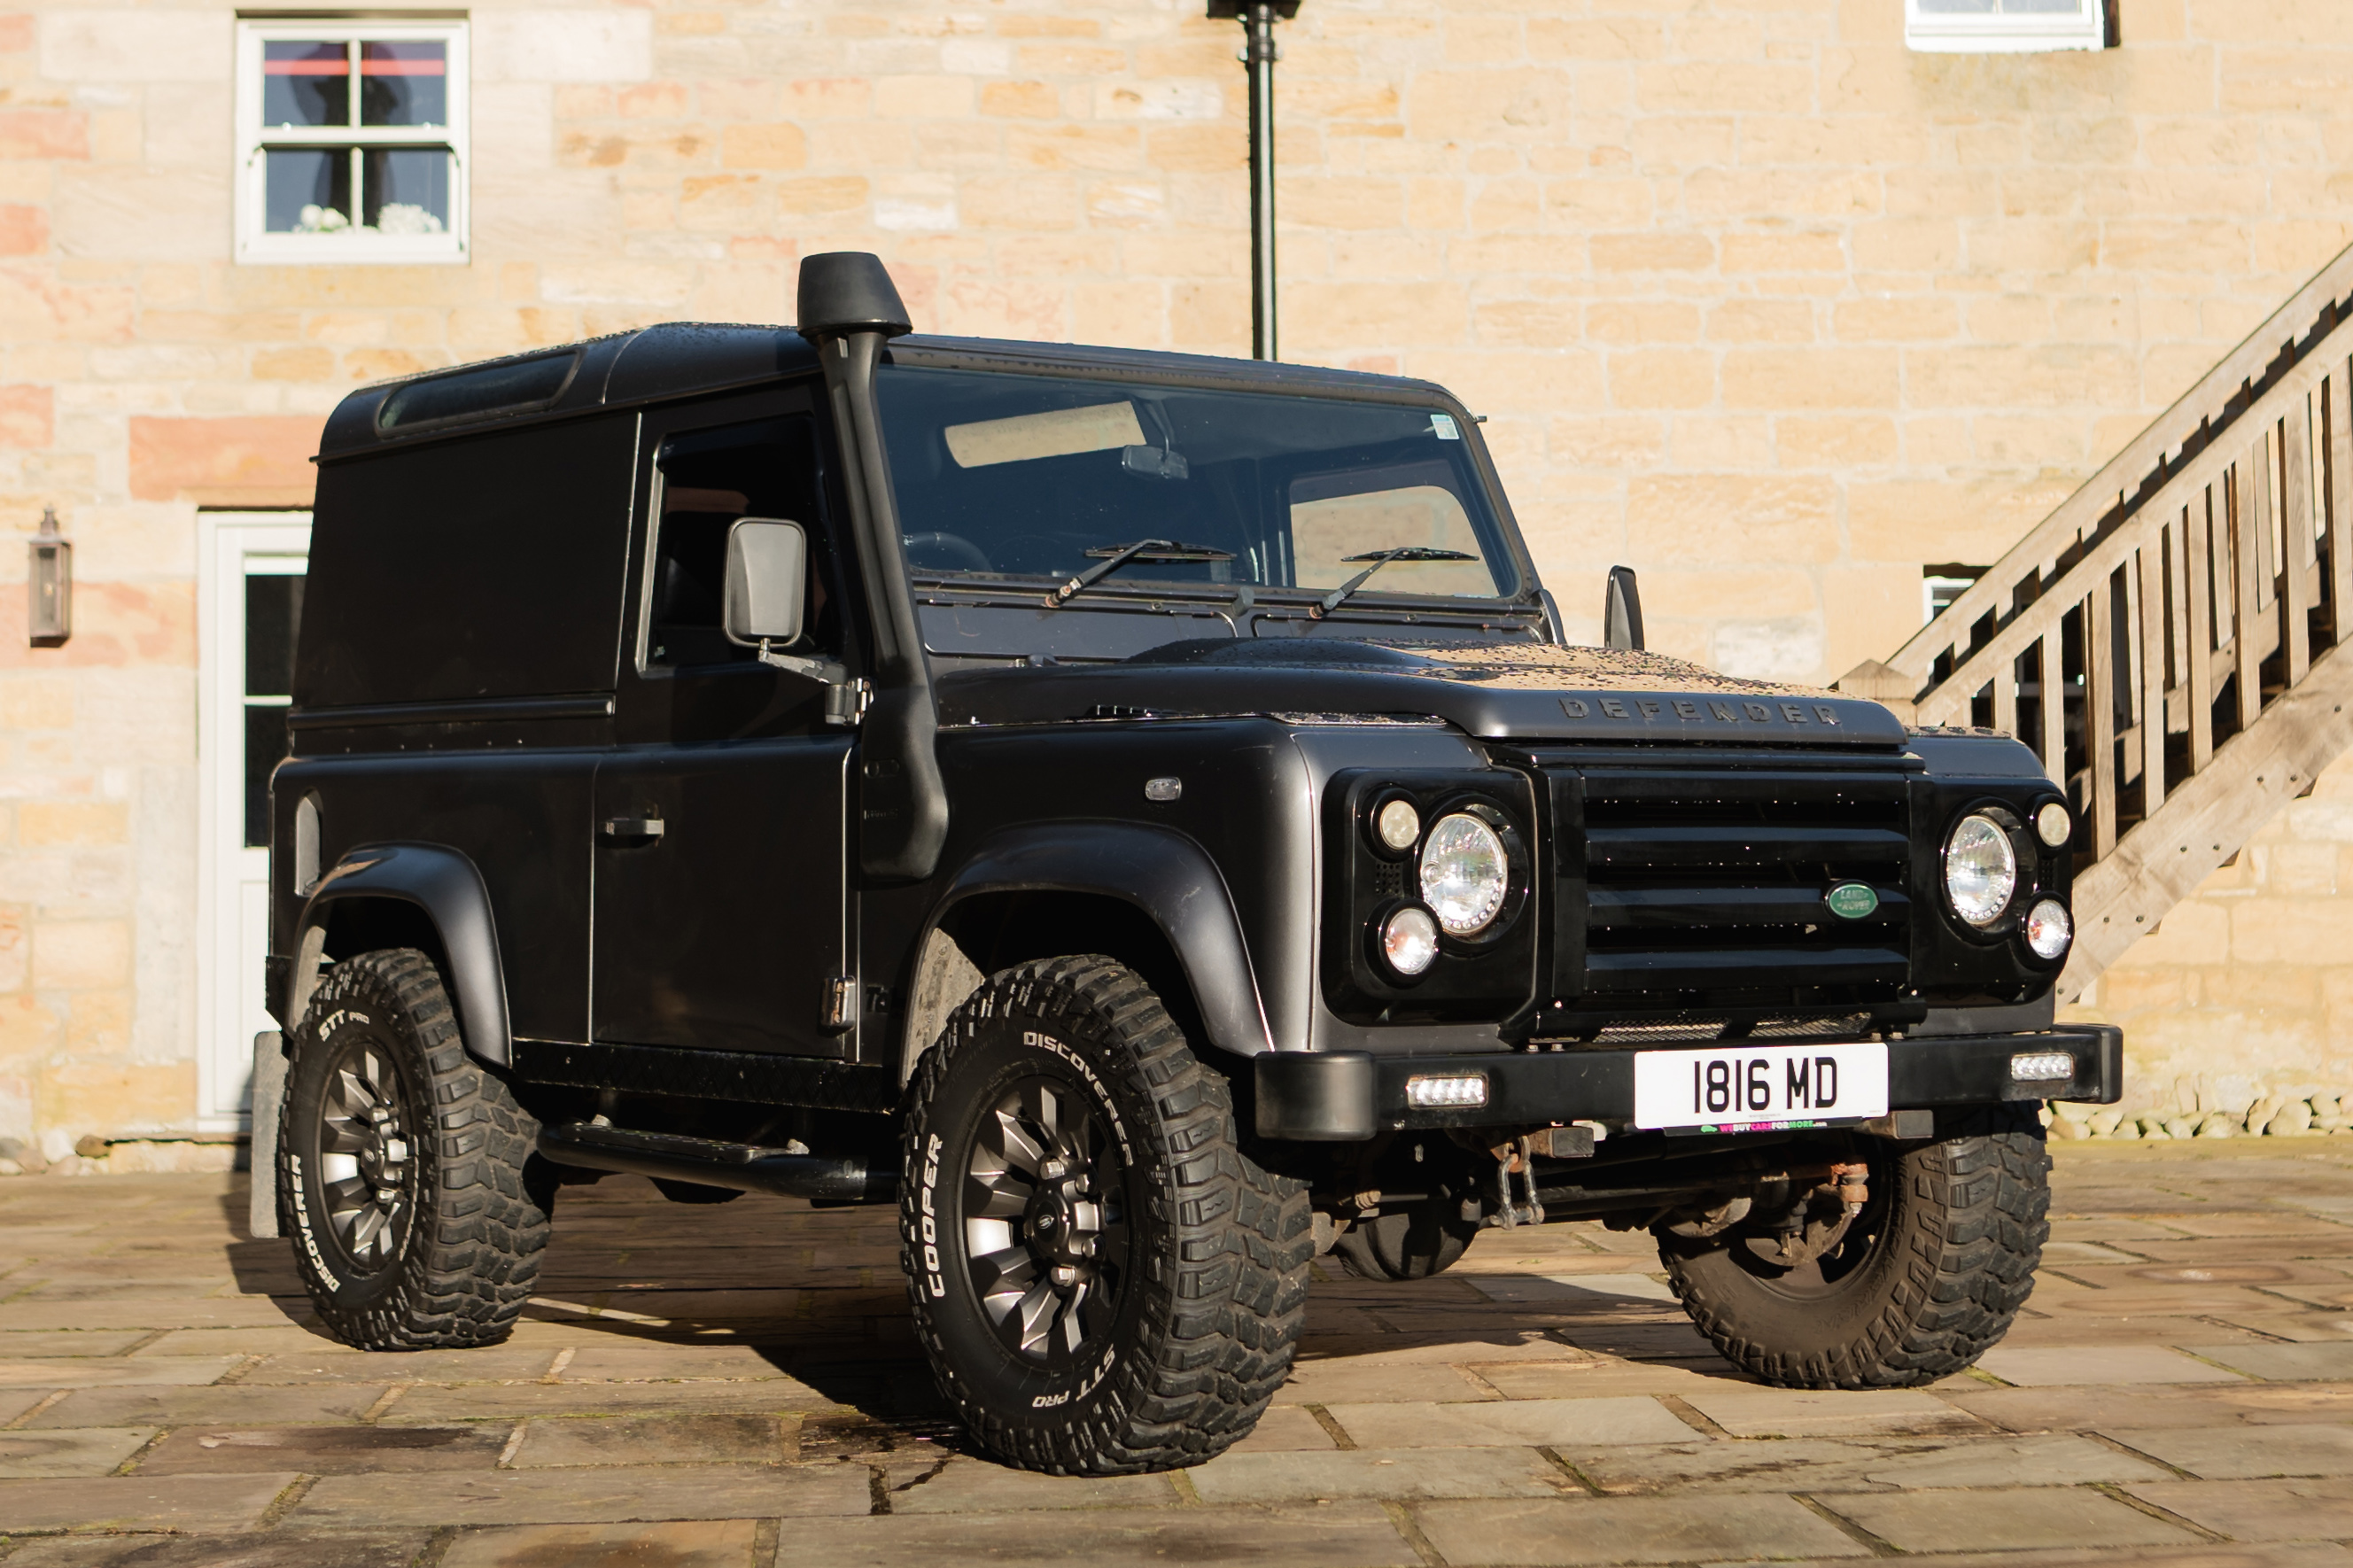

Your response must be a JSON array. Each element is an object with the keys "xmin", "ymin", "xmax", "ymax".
[{"xmin": 755, "ymin": 639, "xmax": 848, "ymax": 687}]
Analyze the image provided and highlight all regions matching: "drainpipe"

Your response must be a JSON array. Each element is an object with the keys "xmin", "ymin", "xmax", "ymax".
[
  {"xmin": 1211, "ymin": 0, "xmax": 1299, "ymax": 361},
  {"xmin": 796, "ymin": 252, "xmax": 948, "ymax": 881}
]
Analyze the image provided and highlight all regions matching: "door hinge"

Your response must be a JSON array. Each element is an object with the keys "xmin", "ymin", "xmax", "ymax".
[
  {"xmin": 823, "ymin": 975, "xmax": 858, "ymax": 1031},
  {"xmin": 825, "ymin": 678, "xmax": 873, "ymax": 728}
]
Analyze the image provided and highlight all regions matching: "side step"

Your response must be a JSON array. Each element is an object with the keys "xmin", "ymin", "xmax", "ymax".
[{"xmin": 537, "ymin": 1122, "xmax": 899, "ymax": 1203}]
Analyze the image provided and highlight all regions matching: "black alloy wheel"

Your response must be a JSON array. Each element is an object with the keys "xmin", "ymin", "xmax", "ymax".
[
  {"xmin": 961, "ymin": 1075, "xmax": 1132, "ymax": 1367},
  {"xmin": 902, "ymin": 955, "xmax": 1311, "ymax": 1474},
  {"xmin": 280, "ymin": 948, "xmax": 553, "ymax": 1349}
]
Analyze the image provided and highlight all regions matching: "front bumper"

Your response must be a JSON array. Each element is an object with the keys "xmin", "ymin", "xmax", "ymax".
[{"xmin": 1254, "ymin": 1025, "xmax": 2123, "ymax": 1141}]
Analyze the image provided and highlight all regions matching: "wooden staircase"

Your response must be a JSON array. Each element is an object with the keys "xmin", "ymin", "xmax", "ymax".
[{"xmin": 1840, "ymin": 245, "xmax": 2353, "ymax": 1003}]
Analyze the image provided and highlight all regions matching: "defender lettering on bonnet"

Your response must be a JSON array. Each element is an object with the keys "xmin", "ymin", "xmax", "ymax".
[{"xmin": 1559, "ymin": 694, "xmax": 1843, "ymax": 726}]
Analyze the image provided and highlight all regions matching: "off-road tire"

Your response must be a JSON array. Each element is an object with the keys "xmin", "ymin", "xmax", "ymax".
[
  {"xmin": 1659, "ymin": 1106, "xmax": 2049, "ymax": 1387},
  {"xmin": 901, "ymin": 956, "xmax": 1313, "ymax": 1473},
  {"xmin": 279, "ymin": 949, "xmax": 552, "ymax": 1349},
  {"xmin": 1331, "ymin": 1136, "xmax": 1487, "ymax": 1281}
]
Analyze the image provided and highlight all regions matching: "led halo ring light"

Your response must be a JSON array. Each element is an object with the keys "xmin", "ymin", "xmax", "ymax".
[{"xmin": 1943, "ymin": 811, "xmax": 2019, "ymax": 928}]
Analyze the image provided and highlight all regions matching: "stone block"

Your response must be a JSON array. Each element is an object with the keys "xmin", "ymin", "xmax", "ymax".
[
  {"xmin": 1977, "ymin": 1346, "xmax": 2250, "ymax": 1386},
  {"xmin": 136, "ymin": 1423, "xmax": 505, "ymax": 1475},
  {"xmin": 30, "ymin": 920, "xmax": 128, "ymax": 989},
  {"xmin": 720, "ymin": 124, "xmax": 804, "ymax": 170},
  {"xmin": 294, "ymin": 1463, "xmax": 870, "ymax": 1525},
  {"xmin": 1191, "ymin": 1446, "xmax": 1570, "ymax": 1504},
  {"xmin": 0, "ymin": 1425, "xmax": 156, "ymax": 1479},
  {"xmin": 1722, "ymin": 347, "xmax": 1899, "ymax": 410},
  {"xmin": 774, "ymin": 1506, "xmax": 1418, "ymax": 1566},
  {"xmin": 1626, "ymin": 475, "xmax": 1837, "ymax": 566},
  {"xmin": 127, "ymin": 415, "xmax": 320, "ymax": 507},
  {"xmin": 39, "ymin": 12, "xmax": 228, "ymax": 82},
  {"xmin": 1590, "ymin": 232, "xmax": 1713, "ymax": 273},
  {"xmin": 478, "ymin": 12, "xmax": 654, "ymax": 84}
]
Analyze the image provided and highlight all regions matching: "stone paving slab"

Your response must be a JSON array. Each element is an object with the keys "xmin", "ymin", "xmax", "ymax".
[
  {"xmin": 2124, "ymin": 1477, "xmax": 2353, "ymax": 1540},
  {"xmin": 1557, "ymin": 1432, "xmax": 2170, "ymax": 1494},
  {"xmin": 507, "ymin": 1413, "xmax": 788, "ymax": 1468},
  {"xmin": 0, "ymin": 1530, "xmax": 435, "ymax": 1567},
  {"xmin": 0, "ymin": 1355, "xmax": 241, "ymax": 1389},
  {"xmin": 1976, "ymin": 1345, "xmax": 2250, "ymax": 1386},
  {"xmin": 0, "ymin": 1426, "xmax": 158, "ymax": 1479},
  {"xmin": 1677, "ymin": 1386, "xmax": 1983, "ymax": 1437},
  {"xmin": 2191, "ymin": 1341, "xmax": 2353, "ymax": 1381},
  {"xmin": 1191, "ymin": 1445, "xmax": 1575, "ymax": 1503},
  {"xmin": 134, "ymin": 1422, "xmax": 509, "ymax": 1474},
  {"xmin": 1818, "ymin": 1486, "xmax": 2202, "ymax": 1551},
  {"xmin": 2105, "ymin": 1421, "xmax": 2353, "ymax": 1478},
  {"xmin": 1943, "ymin": 1380, "xmax": 2353, "ymax": 1432},
  {"xmin": 1413, "ymin": 1492, "xmax": 1871, "ymax": 1564},
  {"xmin": 0, "ymin": 1296, "xmax": 311, "ymax": 1332},
  {"xmin": 20, "ymin": 1385, "xmax": 392, "ymax": 1428},
  {"xmin": 291, "ymin": 1463, "xmax": 871, "ymax": 1525},
  {"xmin": 439, "ymin": 1519, "xmax": 762, "ymax": 1568},
  {"xmin": 0, "ymin": 1471, "xmax": 299, "ymax": 1532},
  {"xmin": 1224, "ymin": 1403, "xmax": 1338, "ymax": 1452},
  {"xmin": 0, "ymin": 1331, "xmax": 155, "ymax": 1358},
  {"xmin": 1465, "ymin": 1273, "xmax": 1681, "ymax": 1305},
  {"xmin": 878, "ymin": 1455, "xmax": 1179, "ymax": 1512},
  {"xmin": 1322, "ymin": 1396, "xmax": 1696, "ymax": 1448},
  {"xmin": 769, "ymin": 1503, "xmax": 1420, "ymax": 1566}
]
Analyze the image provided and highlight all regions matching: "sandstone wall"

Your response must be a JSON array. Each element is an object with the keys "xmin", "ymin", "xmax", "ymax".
[{"xmin": 5, "ymin": 0, "xmax": 2353, "ymax": 1142}]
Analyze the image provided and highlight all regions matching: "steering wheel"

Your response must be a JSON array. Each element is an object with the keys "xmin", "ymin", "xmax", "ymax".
[{"xmin": 903, "ymin": 532, "xmax": 993, "ymax": 573}]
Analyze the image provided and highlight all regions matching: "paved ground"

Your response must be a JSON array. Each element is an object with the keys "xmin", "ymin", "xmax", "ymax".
[{"xmin": 6, "ymin": 1145, "xmax": 2353, "ymax": 1566}]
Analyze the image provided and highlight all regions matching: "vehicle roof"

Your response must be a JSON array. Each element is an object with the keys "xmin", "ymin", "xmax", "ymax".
[{"xmin": 315, "ymin": 322, "xmax": 1464, "ymax": 462}]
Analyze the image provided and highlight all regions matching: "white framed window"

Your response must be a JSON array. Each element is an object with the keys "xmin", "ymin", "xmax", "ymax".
[
  {"xmin": 1906, "ymin": 0, "xmax": 2108, "ymax": 54},
  {"xmin": 235, "ymin": 19, "xmax": 468, "ymax": 265}
]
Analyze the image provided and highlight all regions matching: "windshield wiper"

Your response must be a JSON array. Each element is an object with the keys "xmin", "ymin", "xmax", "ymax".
[
  {"xmin": 1311, "ymin": 546, "xmax": 1479, "ymax": 619},
  {"xmin": 1044, "ymin": 539, "xmax": 1236, "ymax": 609}
]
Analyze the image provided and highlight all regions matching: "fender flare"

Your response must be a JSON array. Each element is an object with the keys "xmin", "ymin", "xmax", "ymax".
[
  {"xmin": 916, "ymin": 822, "xmax": 1275, "ymax": 1067},
  {"xmin": 292, "ymin": 842, "xmax": 513, "ymax": 1067}
]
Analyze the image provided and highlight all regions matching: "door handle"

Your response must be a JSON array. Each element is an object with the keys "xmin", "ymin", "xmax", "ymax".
[{"xmin": 600, "ymin": 815, "xmax": 664, "ymax": 842}]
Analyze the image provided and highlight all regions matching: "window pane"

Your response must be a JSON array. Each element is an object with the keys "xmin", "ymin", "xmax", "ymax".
[
  {"xmin": 245, "ymin": 573, "xmax": 305, "ymax": 698},
  {"xmin": 262, "ymin": 41, "xmax": 349, "ymax": 128},
  {"xmin": 362, "ymin": 149, "xmax": 450, "ymax": 235},
  {"xmin": 2000, "ymin": 0, "xmax": 2087, "ymax": 11},
  {"xmin": 265, "ymin": 148, "xmax": 353, "ymax": 233},
  {"xmin": 244, "ymin": 704, "xmax": 289, "ymax": 849},
  {"xmin": 1917, "ymin": 0, "xmax": 1997, "ymax": 11},
  {"xmin": 361, "ymin": 41, "xmax": 447, "ymax": 127}
]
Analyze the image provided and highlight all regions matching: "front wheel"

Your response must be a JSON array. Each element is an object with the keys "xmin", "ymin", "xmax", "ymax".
[
  {"xmin": 901, "ymin": 956, "xmax": 1311, "ymax": 1473},
  {"xmin": 1660, "ymin": 1107, "xmax": 2050, "ymax": 1387}
]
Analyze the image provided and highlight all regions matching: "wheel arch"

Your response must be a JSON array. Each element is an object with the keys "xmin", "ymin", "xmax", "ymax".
[
  {"xmin": 291, "ymin": 842, "xmax": 512, "ymax": 1067},
  {"xmin": 898, "ymin": 823, "xmax": 1274, "ymax": 1084}
]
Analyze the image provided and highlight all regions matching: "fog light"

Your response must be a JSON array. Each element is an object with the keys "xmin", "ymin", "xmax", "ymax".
[
  {"xmin": 2035, "ymin": 801, "xmax": 2071, "ymax": 849},
  {"xmin": 1381, "ymin": 905, "xmax": 1439, "ymax": 976},
  {"xmin": 1406, "ymin": 1073, "xmax": 1487, "ymax": 1109},
  {"xmin": 2024, "ymin": 898, "xmax": 2072, "ymax": 961},
  {"xmin": 2009, "ymin": 1052, "xmax": 2074, "ymax": 1083},
  {"xmin": 1376, "ymin": 797, "xmax": 1420, "ymax": 852}
]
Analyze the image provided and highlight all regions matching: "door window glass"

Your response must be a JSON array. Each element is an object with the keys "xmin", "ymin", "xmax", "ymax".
[
  {"xmin": 244, "ymin": 567, "xmax": 304, "ymax": 847},
  {"xmin": 646, "ymin": 415, "xmax": 839, "ymax": 670}
]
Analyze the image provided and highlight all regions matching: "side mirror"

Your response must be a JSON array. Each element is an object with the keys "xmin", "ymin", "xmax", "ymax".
[
  {"xmin": 723, "ymin": 519, "xmax": 807, "ymax": 647},
  {"xmin": 1604, "ymin": 565, "xmax": 1644, "ymax": 652}
]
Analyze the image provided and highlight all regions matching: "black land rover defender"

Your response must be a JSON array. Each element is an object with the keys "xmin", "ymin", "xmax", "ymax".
[{"xmin": 260, "ymin": 252, "xmax": 2120, "ymax": 1475}]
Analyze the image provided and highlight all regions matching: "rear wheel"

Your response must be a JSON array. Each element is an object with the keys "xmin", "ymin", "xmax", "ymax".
[
  {"xmin": 1660, "ymin": 1108, "xmax": 2050, "ymax": 1387},
  {"xmin": 901, "ymin": 956, "xmax": 1311, "ymax": 1473},
  {"xmin": 279, "ymin": 949, "xmax": 552, "ymax": 1349}
]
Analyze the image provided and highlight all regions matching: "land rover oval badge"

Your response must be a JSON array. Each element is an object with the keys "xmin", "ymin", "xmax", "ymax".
[{"xmin": 1826, "ymin": 882, "xmax": 1879, "ymax": 920}]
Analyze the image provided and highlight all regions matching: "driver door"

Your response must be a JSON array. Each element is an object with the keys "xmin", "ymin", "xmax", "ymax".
[{"xmin": 592, "ymin": 392, "xmax": 859, "ymax": 1056}]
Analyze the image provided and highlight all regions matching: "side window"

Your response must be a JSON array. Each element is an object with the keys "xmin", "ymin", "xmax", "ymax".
[{"xmin": 645, "ymin": 415, "xmax": 838, "ymax": 670}]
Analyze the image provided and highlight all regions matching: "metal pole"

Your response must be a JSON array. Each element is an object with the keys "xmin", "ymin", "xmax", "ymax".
[{"xmin": 1243, "ymin": 1, "xmax": 1277, "ymax": 361}]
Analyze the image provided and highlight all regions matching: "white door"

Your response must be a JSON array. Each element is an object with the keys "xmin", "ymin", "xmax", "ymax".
[{"xmin": 198, "ymin": 515, "xmax": 311, "ymax": 1132}]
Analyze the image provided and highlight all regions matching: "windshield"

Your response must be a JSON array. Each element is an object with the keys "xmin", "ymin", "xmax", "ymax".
[{"xmin": 876, "ymin": 365, "xmax": 1518, "ymax": 605}]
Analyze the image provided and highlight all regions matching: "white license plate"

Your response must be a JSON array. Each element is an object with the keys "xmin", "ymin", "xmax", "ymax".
[{"xmin": 1632, "ymin": 1043, "xmax": 1889, "ymax": 1132}]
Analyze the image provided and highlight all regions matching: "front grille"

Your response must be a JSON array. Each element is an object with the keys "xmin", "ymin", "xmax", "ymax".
[
  {"xmin": 1580, "ymin": 1013, "xmax": 1875, "ymax": 1046},
  {"xmin": 1559, "ymin": 765, "xmax": 1913, "ymax": 1019}
]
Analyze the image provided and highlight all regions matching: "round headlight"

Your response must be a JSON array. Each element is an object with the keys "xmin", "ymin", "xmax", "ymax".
[
  {"xmin": 2035, "ymin": 801, "xmax": 2071, "ymax": 849},
  {"xmin": 1945, "ymin": 813, "xmax": 2018, "ymax": 928},
  {"xmin": 1420, "ymin": 812, "xmax": 1510, "ymax": 935},
  {"xmin": 1382, "ymin": 905, "xmax": 1439, "ymax": 975},
  {"xmin": 1376, "ymin": 798, "xmax": 1421, "ymax": 852},
  {"xmin": 2024, "ymin": 898, "xmax": 2072, "ymax": 961}
]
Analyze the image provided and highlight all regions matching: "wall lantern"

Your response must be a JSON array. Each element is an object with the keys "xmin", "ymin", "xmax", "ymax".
[{"xmin": 28, "ymin": 505, "xmax": 69, "ymax": 647}]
